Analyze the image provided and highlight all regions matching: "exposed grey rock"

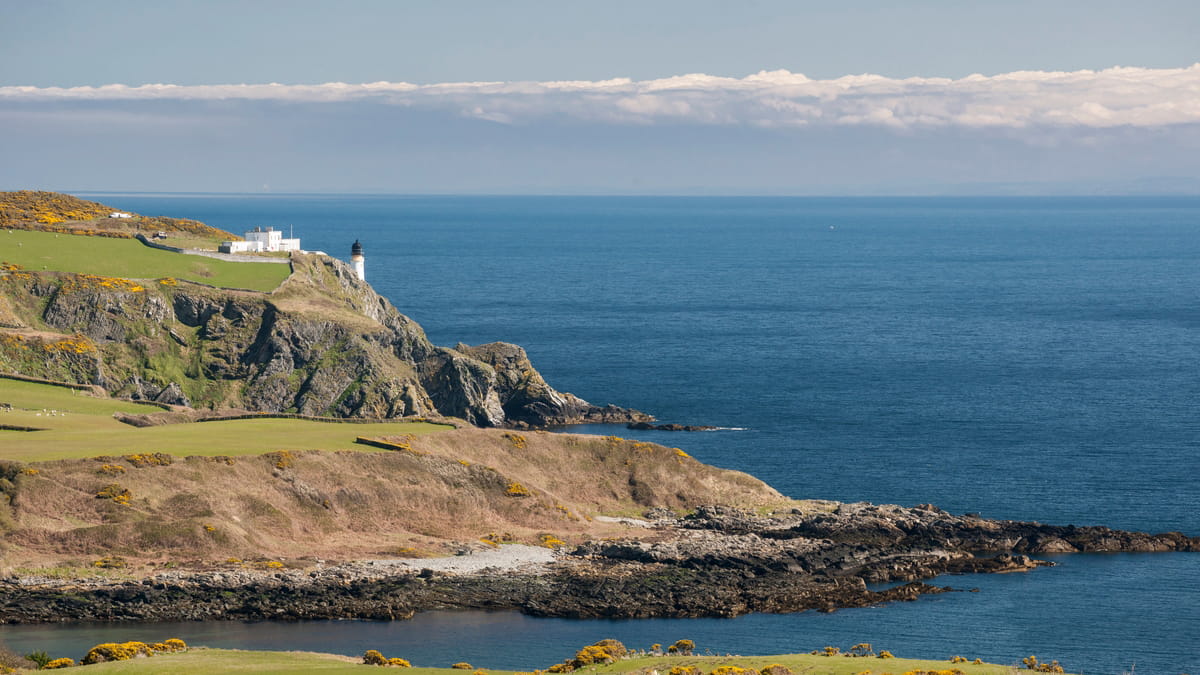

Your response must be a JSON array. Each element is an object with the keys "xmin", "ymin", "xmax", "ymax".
[{"xmin": 2, "ymin": 255, "xmax": 648, "ymax": 428}]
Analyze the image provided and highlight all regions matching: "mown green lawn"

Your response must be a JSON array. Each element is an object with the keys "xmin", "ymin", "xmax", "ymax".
[
  {"xmin": 1, "ymin": 229, "xmax": 290, "ymax": 292},
  {"xmin": 18, "ymin": 648, "xmax": 1055, "ymax": 674},
  {"xmin": 0, "ymin": 379, "xmax": 450, "ymax": 463},
  {"xmin": 39, "ymin": 649, "xmax": 471, "ymax": 675}
]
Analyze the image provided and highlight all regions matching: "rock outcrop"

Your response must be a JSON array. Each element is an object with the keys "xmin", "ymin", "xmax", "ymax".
[
  {"xmin": 0, "ymin": 254, "xmax": 646, "ymax": 427},
  {"xmin": 3, "ymin": 500, "xmax": 1194, "ymax": 624}
]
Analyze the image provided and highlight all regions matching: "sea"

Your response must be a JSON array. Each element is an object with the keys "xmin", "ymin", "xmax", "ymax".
[{"xmin": 6, "ymin": 195, "xmax": 1198, "ymax": 674}]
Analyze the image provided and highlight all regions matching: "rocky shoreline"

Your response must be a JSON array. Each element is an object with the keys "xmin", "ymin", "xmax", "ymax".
[{"xmin": 3, "ymin": 503, "xmax": 1194, "ymax": 624}]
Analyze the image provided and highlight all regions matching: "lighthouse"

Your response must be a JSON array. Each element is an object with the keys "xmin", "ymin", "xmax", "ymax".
[{"xmin": 351, "ymin": 240, "xmax": 365, "ymax": 280}]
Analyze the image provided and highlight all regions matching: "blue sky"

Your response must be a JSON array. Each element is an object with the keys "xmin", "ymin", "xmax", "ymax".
[{"xmin": 2, "ymin": 1, "xmax": 1198, "ymax": 194}]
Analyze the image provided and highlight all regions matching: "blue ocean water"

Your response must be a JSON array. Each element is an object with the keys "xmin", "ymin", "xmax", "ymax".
[{"xmin": 20, "ymin": 194, "xmax": 1200, "ymax": 674}]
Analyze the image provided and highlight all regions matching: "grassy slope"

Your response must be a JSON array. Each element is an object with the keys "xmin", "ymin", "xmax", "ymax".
[
  {"xmin": 0, "ymin": 190, "xmax": 236, "ymax": 247},
  {"xmin": 1, "ymin": 381, "xmax": 783, "ymax": 564},
  {"xmin": 0, "ymin": 379, "xmax": 449, "ymax": 463},
  {"xmin": 16, "ymin": 648, "xmax": 1051, "ymax": 674},
  {"xmin": 1, "ymin": 230, "xmax": 289, "ymax": 292}
]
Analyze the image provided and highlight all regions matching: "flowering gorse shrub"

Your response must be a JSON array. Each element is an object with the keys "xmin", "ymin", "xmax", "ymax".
[
  {"xmin": 96, "ymin": 483, "xmax": 131, "ymax": 505},
  {"xmin": 547, "ymin": 639, "xmax": 627, "ymax": 672},
  {"xmin": 43, "ymin": 657, "xmax": 75, "ymax": 669},
  {"xmin": 82, "ymin": 642, "xmax": 154, "ymax": 664},
  {"xmin": 363, "ymin": 649, "xmax": 411, "ymax": 667},
  {"xmin": 1022, "ymin": 656, "xmax": 1065, "ymax": 673},
  {"xmin": 849, "ymin": 644, "xmax": 875, "ymax": 657},
  {"xmin": 668, "ymin": 639, "xmax": 695, "ymax": 656},
  {"xmin": 506, "ymin": 482, "xmax": 532, "ymax": 497},
  {"xmin": 539, "ymin": 533, "xmax": 567, "ymax": 549},
  {"xmin": 503, "ymin": 432, "xmax": 527, "ymax": 449},
  {"xmin": 123, "ymin": 453, "xmax": 173, "ymax": 468},
  {"xmin": 710, "ymin": 666, "xmax": 758, "ymax": 675}
]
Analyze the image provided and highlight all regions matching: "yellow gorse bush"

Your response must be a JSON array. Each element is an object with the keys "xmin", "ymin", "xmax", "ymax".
[
  {"xmin": 362, "ymin": 649, "xmax": 411, "ymax": 667},
  {"xmin": 82, "ymin": 641, "xmax": 154, "ymax": 664},
  {"xmin": 123, "ymin": 452, "xmax": 174, "ymax": 467},
  {"xmin": 506, "ymin": 482, "xmax": 532, "ymax": 497},
  {"xmin": 96, "ymin": 483, "xmax": 132, "ymax": 505},
  {"xmin": 710, "ymin": 667, "xmax": 758, "ymax": 675}
]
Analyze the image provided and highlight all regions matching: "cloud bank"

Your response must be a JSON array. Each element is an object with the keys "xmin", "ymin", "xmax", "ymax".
[{"xmin": 3, "ymin": 65, "xmax": 1199, "ymax": 130}]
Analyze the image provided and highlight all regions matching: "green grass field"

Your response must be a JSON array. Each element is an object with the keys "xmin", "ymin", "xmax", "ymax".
[
  {"xmin": 13, "ymin": 648, "xmax": 1052, "ymax": 674},
  {"xmin": 1, "ymin": 229, "xmax": 290, "ymax": 292},
  {"xmin": 0, "ymin": 378, "xmax": 450, "ymax": 463}
]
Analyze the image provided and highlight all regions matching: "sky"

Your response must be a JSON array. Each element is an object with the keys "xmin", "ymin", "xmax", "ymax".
[{"xmin": 2, "ymin": 1, "xmax": 1198, "ymax": 194}]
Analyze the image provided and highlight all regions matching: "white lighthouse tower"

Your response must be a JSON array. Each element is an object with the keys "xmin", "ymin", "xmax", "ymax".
[{"xmin": 351, "ymin": 240, "xmax": 365, "ymax": 281}]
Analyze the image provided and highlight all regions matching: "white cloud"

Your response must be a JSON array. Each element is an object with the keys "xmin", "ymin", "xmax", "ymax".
[{"xmin": 3, "ymin": 65, "xmax": 1199, "ymax": 129}]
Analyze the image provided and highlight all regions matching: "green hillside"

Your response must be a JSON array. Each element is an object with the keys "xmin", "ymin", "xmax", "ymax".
[
  {"xmin": 0, "ymin": 378, "xmax": 449, "ymax": 463},
  {"xmin": 2, "ymin": 229, "xmax": 290, "ymax": 292}
]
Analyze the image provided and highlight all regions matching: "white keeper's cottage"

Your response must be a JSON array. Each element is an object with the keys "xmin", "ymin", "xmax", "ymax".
[{"xmin": 219, "ymin": 226, "xmax": 301, "ymax": 254}]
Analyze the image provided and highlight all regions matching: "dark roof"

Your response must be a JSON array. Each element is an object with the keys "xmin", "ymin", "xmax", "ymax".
[{"xmin": 351, "ymin": 240, "xmax": 363, "ymax": 256}]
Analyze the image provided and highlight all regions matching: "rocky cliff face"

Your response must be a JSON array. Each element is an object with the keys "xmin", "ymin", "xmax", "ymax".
[{"xmin": 0, "ymin": 255, "xmax": 646, "ymax": 427}]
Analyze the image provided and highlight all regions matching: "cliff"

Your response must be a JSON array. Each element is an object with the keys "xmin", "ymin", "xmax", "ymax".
[{"xmin": 0, "ymin": 253, "xmax": 646, "ymax": 427}]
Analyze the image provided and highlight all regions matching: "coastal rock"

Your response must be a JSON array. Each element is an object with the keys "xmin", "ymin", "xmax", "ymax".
[
  {"xmin": 0, "ymin": 255, "xmax": 648, "ymax": 428},
  {"xmin": 4, "ymin": 499, "xmax": 1191, "ymax": 625},
  {"xmin": 627, "ymin": 422, "xmax": 717, "ymax": 432}
]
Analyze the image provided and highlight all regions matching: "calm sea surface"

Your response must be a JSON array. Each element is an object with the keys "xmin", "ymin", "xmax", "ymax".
[{"xmin": 12, "ymin": 195, "xmax": 1200, "ymax": 674}]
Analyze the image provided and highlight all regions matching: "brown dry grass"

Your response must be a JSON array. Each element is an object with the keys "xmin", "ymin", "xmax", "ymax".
[{"xmin": 1, "ymin": 429, "xmax": 785, "ymax": 569}]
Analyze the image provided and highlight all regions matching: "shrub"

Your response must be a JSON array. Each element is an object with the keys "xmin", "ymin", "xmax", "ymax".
[
  {"xmin": 95, "ymin": 483, "xmax": 131, "ymax": 505},
  {"xmin": 950, "ymin": 656, "xmax": 967, "ymax": 664},
  {"xmin": 24, "ymin": 651, "xmax": 51, "ymax": 669},
  {"xmin": 265, "ymin": 450, "xmax": 294, "ymax": 469},
  {"xmin": 503, "ymin": 432, "xmax": 527, "ymax": 449},
  {"xmin": 850, "ymin": 643, "xmax": 875, "ymax": 657},
  {"xmin": 710, "ymin": 667, "xmax": 758, "ymax": 675},
  {"xmin": 1022, "ymin": 656, "xmax": 1065, "ymax": 673},
  {"xmin": 760, "ymin": 665, "xmax": 793, "ymax": 675},
  {"xmin": 539, "ymin": 533, "xmax": 567, "ymax": 549},
  {"xmin": 452, "ymin": 663, "xmax": 473, "ymax": 669},
  {"xmin": 668, "ymin": 639, "xmax": 695, "ymax": 656},
  {"xmin": 550, "ymin": 639, "xmax": 628, "ymax": 672},
  {"xmin": 668, "ymin": 668, "xmax": 701, "ymax": 675},
  {"xmin": 878, "ymin": 650, "xmax": 895, "ymax": 659},
  {"xmin": 97, "ymin": 464, "xmax": 126, "ymax": 475},
  {"xmin": 572, "ymin": 645, "xmax": 616, "ymax": 666},
  {"xmin": 123, "ymin": 453, "xmax": 173, "ymax": 468},
  {"xmin": 363, "ymin": 649, "xmax": 411, "ymax": 667},
  {"xmin": 92, "ymin": 556, "xmax": 126, "ymax": 569},
  {"xmin": 82, "ymin": 641, "xmax": 154, "ymax": 664},
  {"xmin": 43, "ymin": 657, "xmax": 75, "ymax": 669},
  {"xmin": 506, "ymin": 482, "xmax": 532, "ymax": 497}
]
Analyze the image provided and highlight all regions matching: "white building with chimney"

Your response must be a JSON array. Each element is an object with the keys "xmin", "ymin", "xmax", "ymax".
[{"xmin": 219, "ymin": 226, "xmax": 300, "ymax": 254}]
